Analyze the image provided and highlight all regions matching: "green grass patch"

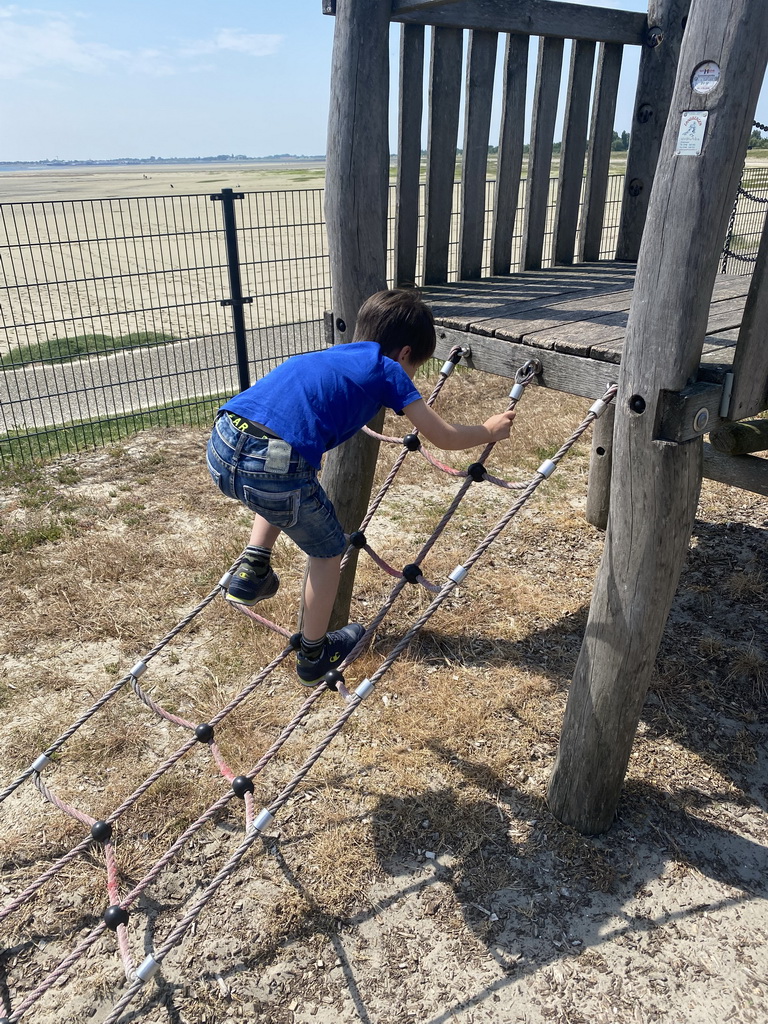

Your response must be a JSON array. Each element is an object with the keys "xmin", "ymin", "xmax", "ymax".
[
  {"xmin": 0, "ymin": 522, "xmax": 65, "ymax": 554},
  {"xmin": 0, "ymin": 394, "xmax": 227, "ymax": 467},
  {"xmin": 1, "ymin": 331, "xmax": 176, "ymax": 368}
]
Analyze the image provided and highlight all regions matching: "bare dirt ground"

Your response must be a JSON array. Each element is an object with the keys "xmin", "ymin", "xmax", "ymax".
[{"xmin": 1, "ymin": 374, "xmax": 767, "ymax": 1024}]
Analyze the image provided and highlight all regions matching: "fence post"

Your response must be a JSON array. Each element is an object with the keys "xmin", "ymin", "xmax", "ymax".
[{"xmin": 211, "ymin": 188, "xmax": 252, "ymax": 392}]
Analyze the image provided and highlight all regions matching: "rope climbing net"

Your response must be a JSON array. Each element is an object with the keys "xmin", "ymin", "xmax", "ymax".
[{"xmin": 0, "ymin": 352, "xmax": 617, "ymax": 1024}]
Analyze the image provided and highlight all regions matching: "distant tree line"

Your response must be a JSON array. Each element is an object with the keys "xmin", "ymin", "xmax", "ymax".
[{"xmin": 748, "ymin": 128, "xmax": 768, "ymax": 149}]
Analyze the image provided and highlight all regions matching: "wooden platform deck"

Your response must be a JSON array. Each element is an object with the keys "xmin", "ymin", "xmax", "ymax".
[{"xmin": 426, "ymin": 262, "xmax": 751, "ymax": 399}]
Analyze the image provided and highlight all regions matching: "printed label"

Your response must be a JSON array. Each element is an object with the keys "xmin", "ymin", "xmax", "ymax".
[
  {"xmin": 691, "ymin": 61, "xmax": 721, "ymax": 95},
  {"xmin": 675, "ymin": 111, "xmax": 708, "ymax": 156}
]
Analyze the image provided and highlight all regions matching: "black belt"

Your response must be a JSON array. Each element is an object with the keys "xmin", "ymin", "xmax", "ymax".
[{"xmin": 227, "ymin": 413, "xmax": 281, "ymax": 440}]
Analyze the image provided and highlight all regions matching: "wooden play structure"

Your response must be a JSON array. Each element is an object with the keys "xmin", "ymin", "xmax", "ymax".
[{"xmin": 320, "ymin": 0, "xmax": 768, "ymax": 834}]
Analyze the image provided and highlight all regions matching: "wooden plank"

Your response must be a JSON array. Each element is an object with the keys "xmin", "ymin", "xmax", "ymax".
[
  {"xmin": 548, "ymin": 0, "xmax": 768, "ymax": 835},
  {"xmin": 616, "ymin": 0, "xmax": 691, "ymax": 262},
  {"xmin": 433, "ymin": 324, "xmax": 619, "ymax": 397},
  {"xmin": 521, "ymin": 36, "xmax": 564, "ymax": 271},
  {"xmin": 704, "ymin": 295, "xmax": 750, "ymax": 335},
  {"xmin": 554, "ymin": 40, "xmax": 596, "ymax": 265},
  {"xmin": 391, "ymin": 0, "xmax": 647, "ymax": 46},
  {"xmin": 424, "ymin": 26, "xmax": 463, "ymax": 285},
  {"xmin": 426, "ymin": 263, "xmax": 637, "ymax": 328},
  {"xmin": 491, "ymin": 34, "xmax": 528, "ymax": 275},
  {"xmin": 728, "ymin": 215, "xmax": 768, "ymax": 418},
  {"xmin": 579, "ymin": 42, "xmax": 623, "ymax": 262},
  {"xmin": 395, "ymin": 24, "xmax": 426, "ymax": 287},
  {"xmin": 491, "ymin": 289, "xmax": 633, "ymax": 343},
  {"xmin": 459, "ymin": 30, "xmax": 497, "ymax": 280},
  {"xmin": 703, "ymin": 443, "xmax": 768, "ymax": 496}
]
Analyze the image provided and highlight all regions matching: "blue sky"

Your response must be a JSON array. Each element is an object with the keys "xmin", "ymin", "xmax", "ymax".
[{"xmin": 1, "ymin": 0, "xmax": 765, "ymax": 162}]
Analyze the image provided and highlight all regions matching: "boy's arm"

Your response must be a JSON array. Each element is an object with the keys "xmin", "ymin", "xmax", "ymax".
[{"xmin": 403, "ymin": 398, "xmax": 515, "ymax": 451}]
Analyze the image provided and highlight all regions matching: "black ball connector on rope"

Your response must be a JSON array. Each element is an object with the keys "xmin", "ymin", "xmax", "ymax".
[
  {"xmin": 467, "ymin": 462, "xmax": 487, "ymax": 482},
  {"xmin": 232, "ymin": 776, "xmax": 255, "ymax": 799},
  {"xmin": 289, "ymin": 632, "xmax": 303, "ymax": 650},
  {"xmin": 348, "ymin": 531, "xmax": 367, "ymax": 549},
  {"xmin": 195, "ymin": 723, "xmax": 214, "ymax": 744},
  {"xmin": 324, "ymin": 669, "xmax": 344, "ymax": 691},
  {"xmin": 104, "ymin": 905, "xmax": 129, "ymax": 931},
  {"xmin": 402, "ymin": 433, "xmax": 421, "ymax": 451},
  {"xmin": 402, "ymin": 563, "xmax": 422, "ymax": 584},
  {"xmin": 91, "ymin": 820, "xmax": 113, "ymax": 843}
]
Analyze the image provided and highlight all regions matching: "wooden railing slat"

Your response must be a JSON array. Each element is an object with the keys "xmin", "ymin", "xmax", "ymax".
[
  {"xmin": 395, "ymin": 24, "xmax": 426, "ymax": 287},
  {"xmin": 521, "ymin": 36, "xmax": 564, "ymax": 271},
  {"xmin": 459, "ymin": 30, "xmax": 497, "ymax": 280},
  {"xmin": 553, "ymin": 39, "xmax": 596, "ymax": 265},
  {"xmin": 579, "ymin": 41, "xmax": 623, "ymax": 262},
  {"xmin": 424, "ymin": 26, "xmax": 464, "ymax": 285},
  {"xmin": 491, "ymin": 33, "xmax": 528, "ymax": 276}
]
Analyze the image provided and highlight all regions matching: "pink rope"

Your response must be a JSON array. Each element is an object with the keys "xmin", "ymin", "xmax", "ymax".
[
  {"xmin": 230, "ymin": 601, "xmax": 293, "ymax": 638},
  {"xmin": 130, "ymin": 677, "xmax": 196, "ymax": 730},
  {"xmin": 362, "ymin": 425, "xmax": 401, "ymax": 443}
]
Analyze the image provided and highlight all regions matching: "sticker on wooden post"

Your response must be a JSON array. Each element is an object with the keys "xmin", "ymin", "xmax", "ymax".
[
  {"xmin": 691, "ymin": 61, "xmax": 720, "ymax": 95},
  {"xmin": 675, "ymin": 111, "xmax": 709, "ymax": 156}
]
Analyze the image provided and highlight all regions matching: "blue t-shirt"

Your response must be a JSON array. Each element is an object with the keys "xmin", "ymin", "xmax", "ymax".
[{"xmin": 221, "ymin": 342, "xmax": 422, "ymax": 469}]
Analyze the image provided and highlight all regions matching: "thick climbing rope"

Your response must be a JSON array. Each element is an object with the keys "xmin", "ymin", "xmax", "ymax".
[
  {"xmin": 97, "ymin": 381, "xmax": 619, "ymax": 1024},
  {"xmin": 1, "ymin": 356, "xmax": 615, "ymax": 1024}
]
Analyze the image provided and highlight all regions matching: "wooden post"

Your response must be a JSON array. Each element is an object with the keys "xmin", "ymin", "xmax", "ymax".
[
  {"xmin": 584, "ymin": 403, "xmax": 614, "ymax": 530},
  {"xmin": 547, "ymin": 0, "xmax": 768, "ymax": 834},
  {"xmin": 321, "ymin": 0, "xmax": 391, "ymax": 630},
  {"xmin": 616, "ymin": 0, "xmax": 690, "ymax": 262}
]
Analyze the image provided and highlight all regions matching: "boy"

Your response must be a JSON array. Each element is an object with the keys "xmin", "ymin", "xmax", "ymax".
[{"xmin": 207, "ymin": 289, "xmax": 515, "ymax": 686}]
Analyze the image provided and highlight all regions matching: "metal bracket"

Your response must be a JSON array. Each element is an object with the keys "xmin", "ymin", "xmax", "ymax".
[
  {"xmin": 654, "ymin": 381, "xmax": 724, "ymax": 443},
  {"xmin": 220, "ymin": 296, "xmax": 253, "ymax": 307},
  {"xmin": 210, "ymin": 192, "xmax": 245, "ymax": 202}
]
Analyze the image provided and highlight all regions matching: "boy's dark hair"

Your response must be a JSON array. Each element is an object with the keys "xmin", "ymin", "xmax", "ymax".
[{"xmin": 353, "ymin": 289, "xmax": 436, "ymax": 363}]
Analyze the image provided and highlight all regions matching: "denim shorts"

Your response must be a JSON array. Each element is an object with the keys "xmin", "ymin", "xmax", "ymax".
[{"xmin": 206, "ymin": 414, "xmax": 347, "ymax": 558}]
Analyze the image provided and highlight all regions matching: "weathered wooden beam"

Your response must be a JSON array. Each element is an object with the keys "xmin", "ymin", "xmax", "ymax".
[
  {"xmin": 459, "ymin": 30, "xmax": 497, "ymax": 280},
  {"xmin": 547, "ymin": 0, "xmax": 768, "ymax": 835},
  {"xmin": 585, "ymin": 402, "xmax": 614, "ymax": 530},
  {"xmin": 432, "ymin": 325, "xmax": 619, "ymax": 398},
  {"xmin": 424, "ymin": 26, "xmax": 463, "ymax": 285},
  {"xmin": 616, "ymin": 0, "xmax": 691, "ymax": 261},
  {"xmin": 521, "ymin": 36, "xmax": 564, "ymax": 271},
  {"xmin": 490, "ymin": 33, "xmax": 528, "ymax": 276},
  {"xmin": 702, "ymin": 443, "xmax": 768, "ymax": 496},
  {"xmin": 709, "ymin": 419, "xmax": 768, "ymax": 456},
  {"xmin": 579, "ymin": 41, "xmax": 623, "ymax": 262},
  {"xmin": 553, "ymin": 39, "xmax": 596, "ymax": 266},
  {"xmin": 391, "ymin": 0, "xmax": 647, "ymax": 46},
  {"xmin": 395, "ymin": 23, "xmax": 426, "ymax": 287},
  {"xmin": 321, "ymin": 0, "xmax": 391, "ymax": 630},
  {"xmin": 727, "ymin": 211, "xmax": 768, "ymax": 419}
]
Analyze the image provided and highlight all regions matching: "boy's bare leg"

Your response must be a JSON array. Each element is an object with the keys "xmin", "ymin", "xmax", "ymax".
[
  {"xmin": 248, "ymin": 514, "xmax": 281, "ymax": 549},
  {"xmin": 302, "ymin": 554, "xmax": 343, "ymax": 642}
]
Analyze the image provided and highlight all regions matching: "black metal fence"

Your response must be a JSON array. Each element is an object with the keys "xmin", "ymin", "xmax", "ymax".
[
  {"xmin": 0, "ymin": 171, "xmax": 665, "ymax": 463},
  {"xmin": 721, "ymin": 165, "xmax": 768, "ymax": 274}
]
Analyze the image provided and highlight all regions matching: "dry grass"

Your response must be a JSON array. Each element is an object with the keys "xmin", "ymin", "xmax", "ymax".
[{"xmin": 1, "ymin": 369, "xmax": 767, "ymax": 1021}]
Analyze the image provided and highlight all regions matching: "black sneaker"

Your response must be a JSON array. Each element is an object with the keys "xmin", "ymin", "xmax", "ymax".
[
  {"xmin": 296, "ymin": 624, "xmax": 366, "ymax": 686},
  {"xmin": 226, "ymin": 565, "xmax": 280, "ymax": 606}
]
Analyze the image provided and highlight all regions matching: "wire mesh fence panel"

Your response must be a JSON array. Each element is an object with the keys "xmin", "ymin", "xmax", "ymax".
[
  {"xmin": 2, "ymin": 173, "xmax": 634, "ymax": 464},
  {"xmin": 0, "ymin": 188, "xmax": 332, "ymax": 463},
  {"xmin": 720, "ymin": 165, "xmax": 768, "ymax": 275}
]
